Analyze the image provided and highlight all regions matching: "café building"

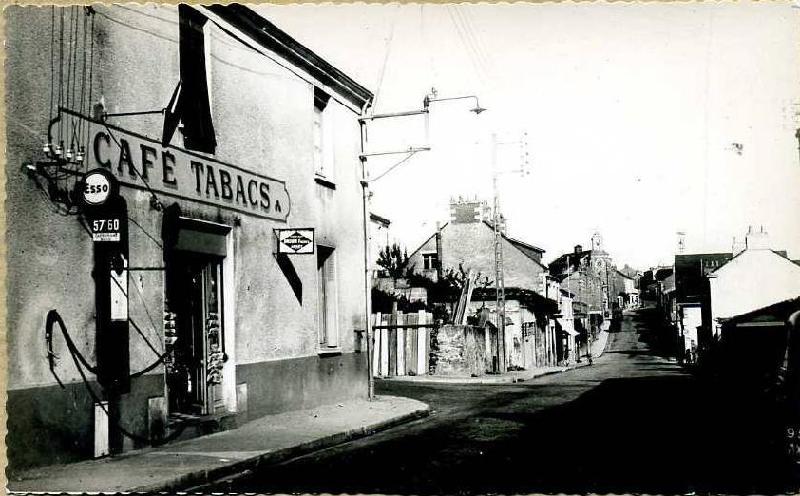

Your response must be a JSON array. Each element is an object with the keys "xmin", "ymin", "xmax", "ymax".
[{"xmin": 5, "ymin": 4, "xmax": 373, "ymax": 469}]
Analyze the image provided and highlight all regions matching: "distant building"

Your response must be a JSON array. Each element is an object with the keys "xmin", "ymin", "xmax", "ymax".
[
  {"xmin": 406, "ymin": 197, "xmax": 556, "ymax": 371},
  {"xmin": 674, "ymin": 252, "xmax": 733, "ymax": 359},
  {"xmin": 548, "ymin": 244, "xmax": 608, "ymax": 316},
  {"xmin": 407, "ymin": 198, "xmax": 546, "ymax": 289},
  {"xmin": 613, "ymin": 269, "xmax": 638, "ymax": 309}
]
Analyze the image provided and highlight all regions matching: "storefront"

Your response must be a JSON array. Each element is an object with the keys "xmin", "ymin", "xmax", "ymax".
[{"xmin": 6, "ymin": 4, "xmax": 373, "ymax": 470}]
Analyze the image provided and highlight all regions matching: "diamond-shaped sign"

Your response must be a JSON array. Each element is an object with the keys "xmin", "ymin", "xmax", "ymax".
[{"xmin": 277, "ymin": 228, "xmax": 315, "ymax": 254}]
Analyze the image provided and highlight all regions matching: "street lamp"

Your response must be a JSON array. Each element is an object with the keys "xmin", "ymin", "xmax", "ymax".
[
  {"xmin": 423, "ymin": 88, "xmax": 486, "ymax": 115},
  {"xmin": 358, "ymin": 88, "xmax": 486, "ymax": 160},
  {"xmin": 358, "ymin": 90, "xmax": 485, "ymax": 399}
]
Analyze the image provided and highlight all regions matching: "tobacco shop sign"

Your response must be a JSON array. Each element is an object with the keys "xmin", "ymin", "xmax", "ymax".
[{"xmin": 59, "ymin": 109, "xmax": 291, "ymax": 221}]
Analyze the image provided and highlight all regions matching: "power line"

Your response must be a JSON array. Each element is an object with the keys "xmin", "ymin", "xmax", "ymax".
[
  {"xmin": 373, "ymin": 5, "xmax": 400, "ymax": 112},
  {"xmin": 454, "ymin": 7, "xmax": 492, "ymax": 78},
  {"xmin": 446, "ymin": 6, "xmax": 488, "ymax": 92}
]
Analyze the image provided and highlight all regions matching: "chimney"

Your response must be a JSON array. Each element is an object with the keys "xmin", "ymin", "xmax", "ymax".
[
  {"xmin": 450, "ymin": 197, "xmax": 486, "ymax": 224},
  {"xmin": 745, "ymin": 225, "xmax": 771, "ymax": 251},
  {"xmin": 574, "ymin": 244, "xmax": 582, "ymax": 254}
]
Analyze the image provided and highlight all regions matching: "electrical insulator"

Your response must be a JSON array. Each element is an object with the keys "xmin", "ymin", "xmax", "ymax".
[
  {"xmin": 76, "ymin": 147, "xmax": 85, "ymax": 164},
  {"xmin": 54, "ymin": 143, "xmax": 63, "ymax": 156},
  {"xmin": 65, "ymin": 148, "xmax": 74, "ymax": 161}
]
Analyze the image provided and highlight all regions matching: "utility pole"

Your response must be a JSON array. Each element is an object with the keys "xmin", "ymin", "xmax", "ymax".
[
  {"xmin": 359, "ymin": 120, "xmax": 375, "ymax": 400},
  {"xmin": 490, "ymin": 132, "xmax": 529, "ymax": 372},
  {"xmin": 491, "ymin": 133, "xmax": 507, "ymax": 372},
  {"xmin": 358, "ymin": 91, "xmax": 486, "ymax": 394}
]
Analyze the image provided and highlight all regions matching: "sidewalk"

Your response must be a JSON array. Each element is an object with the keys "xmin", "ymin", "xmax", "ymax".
[
  {"xmin": 7, "ymin": 395, "xmax": 429, "ymax": 494},
  {"xmin": 380, "ymin": 363, "xmax": 590, "ymax": 385},
  {"xmin": 592, "ymin": 329, "xmax": 611, "ymax": 358}
]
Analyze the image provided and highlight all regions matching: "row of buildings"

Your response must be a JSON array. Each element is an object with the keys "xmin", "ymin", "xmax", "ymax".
[
  {"xmin": 5, "ymin": 3, "xmax": 641, "ymax": 473},
  {"xmin": 644, "ymin": 227, "xmax": 800, "ymax": 378},
  {"xmin": 370, "ymin": 197, "xmax": 640, "ymax": 376}
]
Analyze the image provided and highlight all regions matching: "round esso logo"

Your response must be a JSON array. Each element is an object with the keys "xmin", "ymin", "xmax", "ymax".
[{"xmin": 82, "ymin": 170, "xmax": 112, "ymax": 205}]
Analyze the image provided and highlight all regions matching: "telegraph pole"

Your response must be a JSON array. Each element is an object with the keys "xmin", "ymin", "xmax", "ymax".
[
  {"xmin": 491, "ymin": 133, "xmax": 507, "ymax": 372},
  {"xmin": 490, "ymin": 132, "xmax": 529, "ymax": 372}
]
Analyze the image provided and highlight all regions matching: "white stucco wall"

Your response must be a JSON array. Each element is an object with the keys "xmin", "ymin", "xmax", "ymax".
[
  {"xmin": 709, "ymin": 249, "xmax": 800, "ymax": 332},
  {"xmin": 681, "ymin": 305, "xmax": 702, "ymax": 347}
]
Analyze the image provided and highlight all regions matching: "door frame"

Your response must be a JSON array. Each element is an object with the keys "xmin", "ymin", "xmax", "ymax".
[{"xmin": 165, "ymin": 216, "xmax": 237, "ymax": 416}]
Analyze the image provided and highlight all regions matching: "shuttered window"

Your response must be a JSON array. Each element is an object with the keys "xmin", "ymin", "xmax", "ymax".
[
  {"xmin": 313, "ymin": 87, "xmax": 334, "ymax": 181},
  {"xmin": 173, "ymin": 5, "xmax": 217, "ymax": 154},
  {"xmin": 317, "ymin": 245, "xmax": 339, "ymax": 348},
  {"xmin": 313, "ymin": 106, "xmax": 324, "ymax": 174}
]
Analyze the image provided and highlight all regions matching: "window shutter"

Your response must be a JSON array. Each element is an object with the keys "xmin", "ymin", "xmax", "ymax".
[
  {"xmin": 176, "ymin": 5, "xmax": 217, "ymax": 154},
  {"xmin": 317, "ymin": 257, "xmax": 327, "ymax": 344},
  {"xmin": 324, "ymin": 253, "xmax": 338, "ymax": 347}
]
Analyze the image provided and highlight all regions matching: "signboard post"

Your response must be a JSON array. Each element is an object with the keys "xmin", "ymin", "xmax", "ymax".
[
  {"xmin": 77, "ymin": 167, "xmax": 130, "ymax": 455},
  {"xmin": 276, "ymin": 228, "xmax": 315, "ymax": 255}
]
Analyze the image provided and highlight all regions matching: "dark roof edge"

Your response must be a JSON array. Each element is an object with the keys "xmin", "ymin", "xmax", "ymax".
[
  {"xmin": 206, "ymin": 4, "xmax": 373, "ymax": 110},
  {"xmin": 478, "ymin": 221, "xmax": 547, "ymax": 269},
  {"xmin": 724, "ymin": 296, "xmax": 800, "ymax": 325},
  {"xmin": 481, "ymin": 221, "xmax": 545, "ymax": 252},
  {"xmin": 549, "ymin": 249, "xmax": 592, "ymax": 266},
  {"xmin": 505, "ymin": 235, "xmax": 545, "ymax": 254},
  {"xmin": 407, "ymin": 222, "xmax": 449, "ymax": 261},
  {"xmin": 675, "ymin": 252, "xmax": 733, "ymax": 259},
  {"xmin": 369, "ymin": 212, "xmax": 391, "ymax": 227}
]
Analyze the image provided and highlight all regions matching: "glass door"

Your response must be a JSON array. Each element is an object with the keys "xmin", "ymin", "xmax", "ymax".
[{"xmin": 166, "ymin": 254, "xmax": 224, "ymax": 416}]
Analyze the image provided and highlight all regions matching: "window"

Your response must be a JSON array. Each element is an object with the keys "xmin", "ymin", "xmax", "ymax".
[
  {"xmin": 313, "ymin": 88, "xmax": 334, "ymax": 181},
  {"xmin": 422, "ymin": 253, "xmax": 438, "ymax": 271},
  {"xmin": 317, "ymin": 245, "xmax": 339, "ymax": 349}
]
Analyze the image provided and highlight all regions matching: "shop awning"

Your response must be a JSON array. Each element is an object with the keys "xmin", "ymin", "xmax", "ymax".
[{"xmin": 557, "ymin": 319, "xmax": 580, "ymax": 336}]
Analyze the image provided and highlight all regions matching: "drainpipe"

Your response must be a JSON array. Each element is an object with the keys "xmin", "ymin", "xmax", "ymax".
[
  {"xmin": 435, "ymin": 222, "xmax": 443, "ymax": 281},
  {"xmin": 359, "ymin": 104, "xmax": 375, "ymax": 401}
]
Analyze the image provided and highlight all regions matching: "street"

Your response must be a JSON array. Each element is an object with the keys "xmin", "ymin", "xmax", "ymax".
[{"xmin": 201, "ymin": 311, "xmax": 798, "ymax": 495}]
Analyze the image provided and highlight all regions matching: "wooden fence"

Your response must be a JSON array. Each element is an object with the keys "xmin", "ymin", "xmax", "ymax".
[{"xmin": 371, "ymin": 311, "xmax": 434, "ymax": 377}]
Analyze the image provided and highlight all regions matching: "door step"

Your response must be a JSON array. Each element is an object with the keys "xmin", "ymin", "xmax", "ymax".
[{"xmin": 164, "ymin": 411, "xmax": 239, "ymax": 444}]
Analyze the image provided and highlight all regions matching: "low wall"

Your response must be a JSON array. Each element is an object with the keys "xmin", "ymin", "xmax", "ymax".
[{"xmin": 432, "ymin": 325, "xmax": 487, "ymax": 376}]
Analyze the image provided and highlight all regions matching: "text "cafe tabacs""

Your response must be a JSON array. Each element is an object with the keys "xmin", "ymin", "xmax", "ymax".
[{"xmin": 58, "ymin": 108, "xmax": 291, "ymax": 221}]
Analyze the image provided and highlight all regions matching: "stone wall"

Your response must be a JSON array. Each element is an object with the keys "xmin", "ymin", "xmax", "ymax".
[{"xmin": 432, "ymin": 325, "xmax": 487, "ymax": 376}]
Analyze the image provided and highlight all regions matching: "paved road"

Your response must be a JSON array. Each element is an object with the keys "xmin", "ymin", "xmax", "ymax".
[{"xmin": 202, "ymin": 311, "xmax": 798, "ymax": 495}]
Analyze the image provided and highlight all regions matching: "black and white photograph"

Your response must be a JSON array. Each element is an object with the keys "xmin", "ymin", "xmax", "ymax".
[{"xmin": 4, "ymin": 2, "xmax": 800, "ymax": 494}]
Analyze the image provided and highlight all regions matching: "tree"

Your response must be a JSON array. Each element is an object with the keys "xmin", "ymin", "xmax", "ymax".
[{"xmin": 376, "ymin": 243, "xmax": 410, "ymax": 280}]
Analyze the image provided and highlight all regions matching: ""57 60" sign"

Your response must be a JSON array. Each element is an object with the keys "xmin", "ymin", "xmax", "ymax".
[{"xmin": 91, "ymin": 218, "xmax": 122, "ymax": 242}]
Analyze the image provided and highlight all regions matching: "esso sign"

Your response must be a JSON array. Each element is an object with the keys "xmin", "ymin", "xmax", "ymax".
[{"xmin": 81, "ymin": 169, "xmax": 116, "ymax": 206}]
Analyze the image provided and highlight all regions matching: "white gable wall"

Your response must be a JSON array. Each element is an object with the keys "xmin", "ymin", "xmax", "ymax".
[{"xmin": 709, "ymin": 250, "xmax": 800, "ymax": 334}]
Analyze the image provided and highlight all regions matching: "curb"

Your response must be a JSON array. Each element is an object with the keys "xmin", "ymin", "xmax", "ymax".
[
  {"xmin": 131, "ymin": 405, "xmax": 430, "ymax": 493},
  {"xmin": 380, "ymin": 375, "xmax": 524, "ymax": 385},
  {"xmin": 512, "ymin": 362, "xmax": 592, "ymax": 382},
  {"xmin": 380, "ymin": 363, "xmax": 589, "ymax": 386}
]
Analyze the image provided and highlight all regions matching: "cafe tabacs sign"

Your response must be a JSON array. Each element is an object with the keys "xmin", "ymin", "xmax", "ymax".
[{"xmin": 57, "ymin": 109, "xmax": 290, "ymax": 221}]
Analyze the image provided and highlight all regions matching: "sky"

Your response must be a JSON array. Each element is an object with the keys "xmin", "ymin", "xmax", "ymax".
[{"xmin": 255, "ymin": 2, "xmax": 800, "ymax": 270}]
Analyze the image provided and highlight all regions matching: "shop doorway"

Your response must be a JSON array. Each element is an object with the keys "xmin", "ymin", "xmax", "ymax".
[{"xmin": 166, "ymin": 253, "xmax": 225, "ymax": 416}]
